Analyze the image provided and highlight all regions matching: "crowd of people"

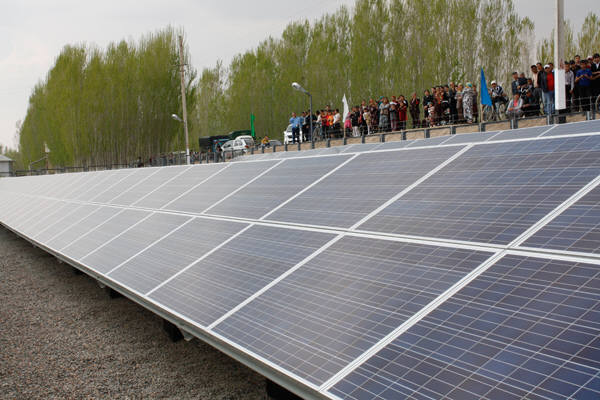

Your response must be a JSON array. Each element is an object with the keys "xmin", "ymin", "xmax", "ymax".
[{"xmin": 288, "ymin": 53, "xmax": 600, "ymax": 141}]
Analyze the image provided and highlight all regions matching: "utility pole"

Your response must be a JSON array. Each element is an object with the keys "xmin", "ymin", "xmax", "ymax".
[
  {"xmin": 554, "ymin": 0, "xmax": 566, "ymax": 111},
  {"xmin": 178, "ymin": 35, "xmax": 190, "ymax": 165}
]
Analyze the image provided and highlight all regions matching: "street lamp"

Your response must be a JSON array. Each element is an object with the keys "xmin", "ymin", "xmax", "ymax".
[
  {"xmin": 171, "ymin": 113, "xmax": 189, "ymax": 164},
  {"xmin": 292, "ymin": 82, "xmax": 313, "ymax": 142}
]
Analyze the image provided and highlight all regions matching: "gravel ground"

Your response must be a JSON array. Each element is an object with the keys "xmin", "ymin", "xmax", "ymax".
[{"xmin": 0, "ymin": 226, "xmax": 266, "ymax": 400}]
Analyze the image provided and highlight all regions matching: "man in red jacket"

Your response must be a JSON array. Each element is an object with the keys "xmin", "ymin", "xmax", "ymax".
[{"xmin": 541, "ymin": 64, "xmax": 555, "ymax": 115}]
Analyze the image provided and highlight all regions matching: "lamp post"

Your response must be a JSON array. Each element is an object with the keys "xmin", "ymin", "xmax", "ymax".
[
  {"xmin": 292, "ymin": 82, "xmax": 313, "ymax": 142},
  {"xmin": 178, "ymin": 35, "xmax": 190, "ymax": 165},
  {"xmin": 171, "ymin": 113, "xmax": 187, "ymax": 164}
]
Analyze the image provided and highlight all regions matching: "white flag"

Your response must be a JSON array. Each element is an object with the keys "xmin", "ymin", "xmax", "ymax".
[{"xmin": 342, "ymin": 94, "xmax": 350, "ymax": 122}]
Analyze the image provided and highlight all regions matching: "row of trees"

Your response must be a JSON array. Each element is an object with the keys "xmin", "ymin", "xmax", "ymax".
[
  {"xmin": 6, "ymin": 1, "xmax": 600, "ymax": 170},
  {"xmin": 14, "ymin": 27, "xmax": 195, "ymax": 169}
]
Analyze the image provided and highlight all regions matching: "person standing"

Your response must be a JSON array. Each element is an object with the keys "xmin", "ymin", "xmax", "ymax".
[
  {"xmin": 409, "ymin": 92, "xmax": 420, "ymax": 128},
  {"xmin": 462, "ymin": 83, "xmax": 475, "ymax": 124},
  {"xmin": 289, "ymin": 112, "xmax": 303, "ymax": 144},
  {"xmin": 590, "ymin": 53, "xmax": 600, "ymax": 101},
  {"xmin": 575, "ymin": 60, "xmax": 593, "ymax": 111},
  {"xmin": 541, "ymin": 64, "xmax": 555, "ymax": 115},
  {"xmin": 564, "ymin": 62, "xmax": 575, "ymax": 113},
  {"xmin": 378, "ymin": 97, "xmax": 390, "ymax": 132},
  {"xmin": 398, "ymin": 95, "xmax": 408, "ymax": 131}
]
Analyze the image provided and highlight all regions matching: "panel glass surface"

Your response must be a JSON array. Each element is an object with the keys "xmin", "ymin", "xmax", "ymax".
[
  {"xmin": 81, "ymin": 212, "xmax": 191, "ymax": 274},
  {"xmin": 375, "ymin": 140, "xmax": 413, "ymax": 150},
  {"xmin": 214, "ymin": 237, "xmax": 492, "ymax": 385},
  {"xmin": 522, "ymin": 185, "xmax": 600, "ymax": 254},
  {"xmin": 20, "ymin": 201, "xmax": 74, "ymax": 237},
  {"xmin": 110, "ymin": 166, "xmax": 190, "ymax": 206},
  {"xmin": 266, "ymin": 146, "xmax": 464, "ymax": 228},
  {"xmin": 133, "ymin": 163, "xmax": 226, "ymax": 209},
  {"xmin": 59, "ymin": 208, "xmax": 148, "ymax": 259},
  {"xmin": 45, "ymin": 206, "xmax": 118, "ymax": 251},
  {"xmin": 542, "ymin": 119, "xmax": 600, "ymax": 136},
  {"xmin": 207, "ymin": 155, "xmax": 352, "ymax": 219},
  {"xmin": 331, "ymin": 254, "xmax": 600, "ymax": 400},
  {"xmin": 165, "ymin": 160, "xmax": 279, "ymax": 214},
  {"xmin": 73, "ymin": 170, "xmax": 122, "ymax": 201},
  {"xmin": 90, "ymin": 168, "xmax": 156, "ymax": 203},
  {"xmin": 149, "ymin": 225, "xmax": 335, "ymax": 327},
  {"xmin": 34, "ymin": 204, "xmax": 99, "ymax": 243},
  {"xmin": 487, "ymin": 125, "xmax": 550, "ymax": 141},
  {"xmin": 406, "ymin": 135, "xmax": 450, "ymax": 148},
  {"xmin": 109, "ymin": 218, "xmax": 249, "ymax": 294},
  {"xmin": 360, "ymin": 135, "xmax": 600, "ymax": 244},
  {"xmin": 441, "ymin": 131, "xmax": 499, "ymax": 145}
]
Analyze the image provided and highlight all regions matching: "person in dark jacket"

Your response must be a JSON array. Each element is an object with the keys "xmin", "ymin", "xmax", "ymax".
[{"xmin": 409, "ymin": 92, "xmax": 420, "ymax": 128}]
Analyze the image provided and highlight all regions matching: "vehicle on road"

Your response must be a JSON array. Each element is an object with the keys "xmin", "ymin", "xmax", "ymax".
[{"xmin": 283, "ymin": 124, "xmax": 303, "ymax": 145}]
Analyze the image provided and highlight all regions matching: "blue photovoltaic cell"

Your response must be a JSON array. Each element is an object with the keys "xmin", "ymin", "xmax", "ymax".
[
  {"xmin": 375, "ymin": 140, "xmax": 413, "ymax": 150},
  {"xmin": 207, "ymin": 155, "xmax": 352, "ymax": 219},
  {"xmin": 542, "ymin": 119, "xmax": 600, "ymax": 137},
  {"xmin": 331, "ymin": 254, "xmax": 600, "ymax": 400},
  {"xmin": 214, "ymin": 237, "xmax": 492, "ymax": 385},
  {"xmin": 487, "ymin": 125, "xmax": 550, "ymax": 141},
  {"xmin": 133, "ymin": 163, "xmax": 226, "ymax": 209},
  {"xmin": 441, "ymin": 131, "xmax": 499, "ymax": 145},
  {"xmin": 149, "ymin": 225, "xmax": 335, "ymax": 327},
  {"xmin": 360, "ymin": 135, "xmax": 600, "ymax": 244},
  {"xmin": 522, "ymin": 185, "xmax": 600, "ymax": 254},
  {"xmin": 406, "ymin": 135, "xmax": 450, "ymax": 148},
  {"xmin": 108, "ymin": 218, "xmax": 249, "ymax": 294},
  {"xmin": 60, "ymin": 208, "xmax": 149, "ymax": 260},
  {"xmin": 80, "ymin": 212, "xmax": 191, "ymax": 274},
  {"xmin": 165, "ymin": 160, "xmax": 279, "ymax": 214},
  {"xmin": 266, "ymin": 146, "xmax": 463, "ymax": 228}
]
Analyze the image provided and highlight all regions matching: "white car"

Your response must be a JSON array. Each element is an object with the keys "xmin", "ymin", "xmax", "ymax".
[
  {"xmin": 283, "ymin": 124, "xmax": 304, "ymax": 145},
  {"xmin": 236, "ymin": 135, "xmax": 255, "ymax": 148},
  {"xmin": 221, "ymin": 138, "xmax": 249, "ymax": 156}
]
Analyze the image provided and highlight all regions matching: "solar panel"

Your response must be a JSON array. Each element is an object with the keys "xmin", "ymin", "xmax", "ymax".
[
  {"xmin": 542, "ymin": 119, "xmax": 600, "ymax": 137},
  {"xmin": 406, "ymin": 135, "xmax": 450, "ymax": 148},
  {"xmin": 207, "ymin": 155, "xmax": 353, "ymax": 219},
  {"xmin": 214, "ymin": 236, "xmax": 493, "ymax": 385},
  {"xmin": 110, "ymin": 166, "xmax": 190, "ymax": 206},
  {"xmin": 164, "ymin": 160, "xmax": 280, "ymax": 214},
  {"xmin": 266, "ymin": 146, "xmax": 464, "ymax": 228},
  {"xmin": 330, "ymin": 254, "xmax": 600, "ymax": 400},
  {"xmin": 2, "ymin": 120, "xmax": 600, "ymax": 400},
  {"xmin": 149, "ymin": 225, "xmax": 335, "ymax": 326},
  {"xmin": 521, "ymin": 184, "xmax": 600, "ymax": 255},
  {"xmin": 108, "ymin": 217, "xmax": 249, "ymax": 294},
  {"xmin": 359, "ymin": 135, "xmax": 600, "ymax": 244},
  {"xmin": 80, "ymin": 212, "xmax": 191, "ymax": 274},
  {"xmin": 133, "ymin": 163, "xmax": 226, "ymax": 209},
  {"xmin": 441, "ymin": 131, "xmax": 499, "ymax": 145},
  {"xmin": 487, "ymin": 125, "xmax": 551, "ymax": 141},
  {"xmin": 60, "ymin": 208, "xmax": 148, "ymax": 259}
]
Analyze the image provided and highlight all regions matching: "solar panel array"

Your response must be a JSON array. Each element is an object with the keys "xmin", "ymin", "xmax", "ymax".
[{"xmin": 1, "ymin": 119, "xmax": 600, "ymax": 400}]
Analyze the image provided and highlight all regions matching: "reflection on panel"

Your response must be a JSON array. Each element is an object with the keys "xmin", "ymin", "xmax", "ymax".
[{"xmin": 215, "ymin": 237, "xmax": 492, "ymax": 385}]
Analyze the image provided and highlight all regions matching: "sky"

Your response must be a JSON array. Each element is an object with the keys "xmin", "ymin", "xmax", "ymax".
[{"xmin": 0, "ymin": 0, "xmax": 597, "ymax": 149}]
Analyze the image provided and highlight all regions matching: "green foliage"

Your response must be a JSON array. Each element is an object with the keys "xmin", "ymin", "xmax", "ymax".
[
  {"xmin": 197, "ymin": 0, "xmax": 533, "ymax": 141},
  {"xmin": 17, "ymin": 26, "xmax": 196, "ymax": 167},
  {"xmin": 537, "ymin": 12, "xmax": 600, "ymax": 64}
]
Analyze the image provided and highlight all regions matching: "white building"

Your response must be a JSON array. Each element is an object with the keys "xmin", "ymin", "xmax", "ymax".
[{"xmin": 0, "ymin": 154, "xmax": 14, "ymax": 177}]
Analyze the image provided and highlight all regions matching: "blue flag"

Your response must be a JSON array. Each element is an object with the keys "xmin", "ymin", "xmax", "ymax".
[{"xmin": 480, "ymin": 68, "xmax": 492, "ymax": 106}]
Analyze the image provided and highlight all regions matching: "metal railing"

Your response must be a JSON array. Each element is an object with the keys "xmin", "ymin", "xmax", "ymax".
[{"xmin": 6, "ymin": 102, "xmax": 598, "ymax": 177}]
